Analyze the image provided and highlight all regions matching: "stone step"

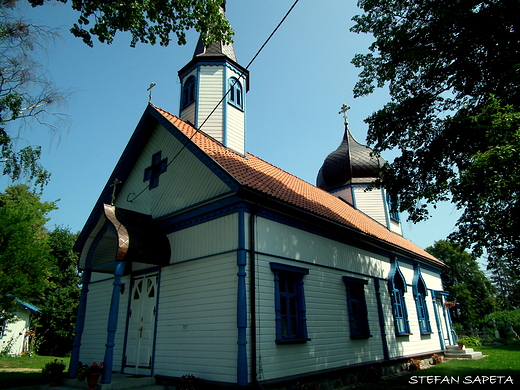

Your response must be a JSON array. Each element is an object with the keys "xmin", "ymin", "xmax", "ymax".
[{"xmin": 445, "ymin": 345, "xmax": 483, "ymax": 359}]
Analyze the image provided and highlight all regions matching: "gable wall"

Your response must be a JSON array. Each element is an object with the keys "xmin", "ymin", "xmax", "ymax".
[
  {"xmin": 114, "ymin": 124, "xmax": 232, "ymax": 219},
  {"xmin": 253, "ymin": 216, "xmax": 444, "ymax": 381}
]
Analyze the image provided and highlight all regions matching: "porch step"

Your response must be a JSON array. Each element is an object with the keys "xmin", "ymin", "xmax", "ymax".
[
  {"xmin": 40, "ymin": 374, "xmax": 165, "ymax": 390},
  {"xmin": 445, "ymin": 345, "xmax": 483, "ymax": 359}
]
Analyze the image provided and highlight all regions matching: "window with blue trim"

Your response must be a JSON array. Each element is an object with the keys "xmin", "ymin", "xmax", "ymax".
[
  {"xmin": 386, "ymin": 194, "xmax": 400, "ymax": 222},
  {"xmin": 181, "ymin": 75, "xmax": 196, "ymax": 108},
  {"xmin": 228, "ymin": 77, "xmax": 243, "ymax": 109},
  {"xmin": 413, "ymin": 266, "xmax": 432, "ymax": 334},
  {"xmin": 389, "ymin": 262, "xmax": 411, "ymax": 335},
  {"xmin": 343, "ymin": 277, "xmax": 371, "ymax": 339},
  {"xmin": 270, "ymin": 263, "xmax": 309, "ymax": 343}
]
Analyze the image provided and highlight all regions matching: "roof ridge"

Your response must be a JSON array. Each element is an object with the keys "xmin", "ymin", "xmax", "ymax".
[{"xmin": 151, "ymin": 105, "xmax": 442, "ymax": 266}]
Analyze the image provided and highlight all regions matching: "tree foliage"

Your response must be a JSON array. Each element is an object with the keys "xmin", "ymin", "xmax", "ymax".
[
  {"xmin": 0, "ymin": 185, "xmax": 80, "ymax": 355},
  {"xmin": 1, "ymin": 0, "xmax": 69, "ymax": 189},
  {"xmin": 30, "ymin": 0, "xmax": 234, "ymax": 47},
  {"xmin": 351, "ymin": 0, "xmax": 520, "ymax": 268},
  {"xmin": 0, "ymin": 184, "xmax": 56, "ymax": 318},
  {"xmin": 34, "ymin": 226, "xmax": 80, "ymax": 356},
  {"xmin": 426, "ymin": 240, "xmax": 495, "ymax": 331}
]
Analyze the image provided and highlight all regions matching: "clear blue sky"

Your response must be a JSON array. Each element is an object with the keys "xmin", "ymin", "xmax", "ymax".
[{"xmin": 2, "ymin": 0, "xmax": 462, "ymax": 252}]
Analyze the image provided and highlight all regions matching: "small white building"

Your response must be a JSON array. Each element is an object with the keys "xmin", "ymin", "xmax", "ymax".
[
  {"xmin": 1, "ymin": 298, "xmax": 40, "ymax": 356},
  {"xmin": 70, "ymin": 8, "xmax": 455, "ymax": 389}
]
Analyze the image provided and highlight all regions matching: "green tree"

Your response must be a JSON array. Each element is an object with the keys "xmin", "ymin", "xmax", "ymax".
[
  {"xmin": 426, "ymin": 240, "xmax": 495, "ymax": 331},
  {"xmin": 0, "ymin": 184, "xmax": 56, "ymax": 318},
  {"xmin": 351, "ymin": 0, "xmax": 520, "ymax": 269},
  {"xmin": 30, "ymin": 0, "xmax": 234, "ymax": 47},
  {"xmin": 34, "ymin": 226, "xmax": 80, "ymax": 356},
  {"xmin": 1, "ymin": 0, "xmax": 69, "ymax": 189}
]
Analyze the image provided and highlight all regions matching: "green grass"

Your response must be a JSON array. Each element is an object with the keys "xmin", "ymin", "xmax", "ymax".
[
  {"xmin": 0, "ymin": 356, "xmax": 70, "ymax": 389},
  {"xmin": 358, "ymin": 345, "xmax": 520, "ymax": 389}
]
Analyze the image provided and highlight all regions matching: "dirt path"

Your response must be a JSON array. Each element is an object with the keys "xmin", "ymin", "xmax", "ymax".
[{"xmin": 0, "ymin": 368, "xmax": 41, "ymax": 372}]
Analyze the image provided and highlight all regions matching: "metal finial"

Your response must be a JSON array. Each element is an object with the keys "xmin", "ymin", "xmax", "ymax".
[
  {"xmin": 339, "ymin": 104, "xmax": 351, "ymax": 126},
  {"xmin": 147, "ymin": 82, "xmax": 157, "ymax": 102}
]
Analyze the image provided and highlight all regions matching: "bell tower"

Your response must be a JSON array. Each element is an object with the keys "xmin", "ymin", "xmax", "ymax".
[{"xmin": 178, "ymin": 6, "xmax": 249, "ymax": 156}]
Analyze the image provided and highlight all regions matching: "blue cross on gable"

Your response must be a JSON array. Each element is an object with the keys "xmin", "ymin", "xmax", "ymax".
[{"xmin": 143, "ymin": 151, "xmax": 168, "ymax": 189}]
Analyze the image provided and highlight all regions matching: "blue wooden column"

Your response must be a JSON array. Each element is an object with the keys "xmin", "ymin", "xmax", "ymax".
[
  {"xmin": 237, "ymin": 209, "xmax": 248, "ymax": 387},
  {"xmin": 68, "ymin": 269, "xmax": 92, "ymax": 378},
  {"xmin": 101, "ymin": 260, "xmax": 125, "ymax": 384}
]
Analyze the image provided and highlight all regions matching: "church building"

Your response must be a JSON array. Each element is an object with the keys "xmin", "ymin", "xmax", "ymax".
[{"xmin": 71, "ymin": 8, "xmax": 455, "ymax": 389}]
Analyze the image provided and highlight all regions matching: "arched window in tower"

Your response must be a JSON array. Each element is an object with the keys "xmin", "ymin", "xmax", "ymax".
[
  {"xmin": 181, "ymin": 75, "xmax": 196, "ymax": 109},
  {"xmin": 228, "ymin": 77, "xmax": 243, "ymax": 109}
]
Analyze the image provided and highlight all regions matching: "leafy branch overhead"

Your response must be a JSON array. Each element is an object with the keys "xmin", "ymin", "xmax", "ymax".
[
  {"xmin": 29, "ymin": 0, "xmax": 234, "ymax": 47},
  {"xmin": 351, "ymin": 0, "xmax": 520, "ymax": 266}
]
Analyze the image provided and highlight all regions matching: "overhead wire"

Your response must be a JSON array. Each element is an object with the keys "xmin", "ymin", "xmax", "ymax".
[{"xmin": 126, "ymin": 0, "xmax": 300, "ymax": 203}]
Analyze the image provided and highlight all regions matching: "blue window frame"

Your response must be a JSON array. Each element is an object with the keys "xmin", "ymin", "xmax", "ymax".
[
  {"xmin": 389, "ymin": 260, "xmax": 411, "ymax": 335},
  {"xmin": 228, "ymin": 77, "xmax": 243, "ymax": 109},
  {"xmin": 181, "ymin": 75, "xmax": 196, "ymax": 109},
  {"xmin": 413, "ymin": 265, "xmax": 432, "ymax": 334},
  {"xmin": 343, "ymin": 277, "xmax": 371, "ymax": 339},
  {"xmin": 270, "ymin": 263, "xmax": 309, "ymax": 343},
  {"xmin": 386, "ymin": 194, "xmax": 400, "ymax": 221}
]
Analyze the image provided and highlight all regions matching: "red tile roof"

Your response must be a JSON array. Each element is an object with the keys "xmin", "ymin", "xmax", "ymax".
[{"xmin": 154, "ymin": 105, "xmax": 442, "ymax": 265}]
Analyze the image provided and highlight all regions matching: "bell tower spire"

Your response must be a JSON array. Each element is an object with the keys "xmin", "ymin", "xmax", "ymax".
[{"xmin": 177, "ymin": 4, "xmax": 249, "ymax": 156}]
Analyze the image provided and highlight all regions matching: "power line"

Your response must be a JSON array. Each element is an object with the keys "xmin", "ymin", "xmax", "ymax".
[{"xmin": 127, "ymin": 0, "xmax": 300, "ymax": 203}]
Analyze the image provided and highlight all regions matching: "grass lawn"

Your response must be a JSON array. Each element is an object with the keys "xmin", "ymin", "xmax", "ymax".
[
  {"xmin": 358, "ymin": 345, "xmax": 520, "ymax": 389},
  {"xmin": 0, "ymin": 356, "xmax": 70, "ymax": 390}
]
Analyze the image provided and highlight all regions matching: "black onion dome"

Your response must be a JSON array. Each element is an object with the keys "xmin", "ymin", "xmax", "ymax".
[{"xmin": 316, "ymin": 126, "xmax": 386, "ymax": 192}]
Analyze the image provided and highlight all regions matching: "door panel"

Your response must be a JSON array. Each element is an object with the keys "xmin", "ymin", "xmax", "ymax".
[{"xmin": 124, "ymin": 273, "xmax": 158, "ymax": 375}]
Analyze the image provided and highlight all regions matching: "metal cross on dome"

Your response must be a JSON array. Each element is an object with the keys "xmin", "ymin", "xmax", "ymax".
[{"xmin": 339, "ymin": 104, "xmax": 351, "ymax": 126}]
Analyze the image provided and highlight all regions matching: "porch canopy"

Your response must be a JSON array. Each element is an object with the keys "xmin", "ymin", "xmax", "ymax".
[{"xmin": 78, "ymin": 204, "xmax": 170, "ymax": 273}]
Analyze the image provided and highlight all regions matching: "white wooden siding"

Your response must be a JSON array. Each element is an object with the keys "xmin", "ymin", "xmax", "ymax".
[
  {"xmin": 253, "ymin": 218, "xmax": 445, "ymax": 380},
  {"xmin": 114, "ymin": 123, "xmax": 232, "ymax": 218},
  {"xmin": 353, "ymin": 186, "xmax": 387, "ymax": 226},
  {"xmin": 227, "ymin": 106, "xmax": 245, "ymax": 155},
  {"xmin": 169, "ymin": 213, "xmax": 239, "ymax": 264},
  {"xmin": 154, "ymin": 253, "xmax": 239, "ymax": 383},
  {"xmin": 254, "ymin": 257, "xmax": 385, "ymax": 380},
  {"xmin": 390, "ymin": 219, "xmax": 402, "ymax": 235},
  {"xmin": 197, "ymin": 66, "xmax": 224, "ymax": 142},
  {"xmin": 80, "ymin": 275, "xmax": 130, "ymax": 369},
  {"xmin": 255, "ymin": 217, "xmax": 390, "ymax": 279}
]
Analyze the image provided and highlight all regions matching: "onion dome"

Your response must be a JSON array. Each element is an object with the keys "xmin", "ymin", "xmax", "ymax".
[{"xmin": 316, "ymin": 125, "xmax": 386, "ymax": 192}]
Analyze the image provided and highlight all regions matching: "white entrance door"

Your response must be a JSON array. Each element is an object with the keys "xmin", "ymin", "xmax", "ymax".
[{"xmin": 124, "ymin": 273, "xmax": 158, "ymax": 375}]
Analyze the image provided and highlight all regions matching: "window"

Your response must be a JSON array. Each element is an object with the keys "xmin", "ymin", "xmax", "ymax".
[
  {"xmin": 386, "ymin": 194, "xmax": 400, "ymax": 221},
  {"xmin": 228, "ymin": 77, "xmax": 243, "ymax": 109},
  {"xmin": 413, "ymin": 265, "xmax": 432, "ymax": 334},
  {"xmin": 270, "ymin": 263, "xmax": 309, "ymax": 343},
  {"xmin": 389, "ymin": 261, "xmax": 411, "ymax": 335},
  {"xmin": 181, "ymin": 75, "xmax": 196, "ymax": 108},
  {"xmin": 343, "ymin": 277, "xmax": 371, "ymax": 339}
]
